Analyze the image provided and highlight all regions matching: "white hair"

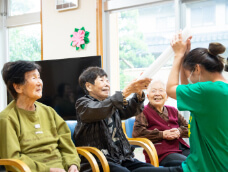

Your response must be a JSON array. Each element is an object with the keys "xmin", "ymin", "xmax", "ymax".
[{"xmin": 147, "ymin": 79, "xmax": 166, "ymax": 93}]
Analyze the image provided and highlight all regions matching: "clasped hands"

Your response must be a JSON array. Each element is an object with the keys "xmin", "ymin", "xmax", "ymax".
[{"xmin": 163, "ymin": 128, "xmax": 180, "ymax": 140}]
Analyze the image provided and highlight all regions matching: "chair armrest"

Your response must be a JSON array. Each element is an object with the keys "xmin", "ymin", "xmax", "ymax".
[
  {"xmin": 122, "ymin": 121, "xmax": 159, "ymax": 167},
  {"xmin": 128, "ymin": 138, "xmax": 159, "ymax": 167},
  {"xmin": 76, "ymin": 148, "xmax": 100, "ymax": 172},
  {"xmin": 128, "ymin": 139, "xmax": 159, "ymax": 167},
  {"xmin": 0, "ymin": 159, "xmax": 31, "ymax": 172},
  {"xmin": 122, "ymin": 121, "xmax": 128, "ymax": 138},
  {"xmin": 78, "ymin": 147, "xmax": 110, "ymax": 172}
]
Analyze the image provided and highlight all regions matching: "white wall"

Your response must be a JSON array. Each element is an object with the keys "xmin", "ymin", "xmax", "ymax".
[{"xmin": 42, "ymin": 0, "xmax": 97, "ymax": 60}]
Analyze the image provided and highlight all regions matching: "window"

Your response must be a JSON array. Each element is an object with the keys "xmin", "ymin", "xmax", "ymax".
[
  {"xmin": 105, "ymin": 0, "xmax": 228, "ymax": 109},
  {"xmin": 191, "ymin": 5, "xmax": 215, "ymax": 27},
  {"xmin": 106, "ymin": 1, "xmax": 176, "ymax": 107},
  {"xmin": 8, "ymin": 0, "xmax": 40, "ymax": 16},
  {"xmin": 113, "ymin": 3, "xmax": 175, "ymax": 89},
  {"xmin": 5, "ymin": 0, "xmax": 41, "ymax": 61},
  {"xmin": 8, "ymin": 24, "xmax": 41, "ymax": 61},
  {"xmin": 184, "ymin": 0, "xmax": 228, "ymax": 57}
]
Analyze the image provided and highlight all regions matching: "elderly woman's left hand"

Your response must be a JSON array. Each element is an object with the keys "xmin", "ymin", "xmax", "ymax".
[{"xmin": 68, "ymin": 165, "xmax": 79, "ymax": 172}]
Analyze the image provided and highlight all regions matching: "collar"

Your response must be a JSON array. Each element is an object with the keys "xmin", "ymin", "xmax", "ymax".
[
  {"xmin": 148, "ymin": 103, "xmax": 168, "ymax": 115},
  {"xmin": 86, "ymin": 94, "xmax": 110, "ymax": 101}
]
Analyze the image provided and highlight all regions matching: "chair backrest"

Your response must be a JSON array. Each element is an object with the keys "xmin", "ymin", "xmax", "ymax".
[
  {"xmin": 125, "ymin": 117, "xmax": 135, "ymax": 138},
  {"xmin": 65, "ymin": 120, "xmax": 77, "ymax": 145}
]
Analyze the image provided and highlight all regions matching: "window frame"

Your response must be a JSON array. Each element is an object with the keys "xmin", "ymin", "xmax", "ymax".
[
  {"xmin": 6, "ymin": 12, "xmax": 40, "ymax": 27},
  {"xmin": 226, "ymin": 2, "xmax": 228, "ymax": 24},
  {"xmin": 188, "ymin": 1, "xmax": 216, "ymax": 28},
  {"xmin": 0, "ymin": 0, "xmax": 7, "ymax": 112}
]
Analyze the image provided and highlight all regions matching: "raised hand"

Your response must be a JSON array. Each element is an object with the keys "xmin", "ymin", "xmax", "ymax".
[
  {"xmin": 170, "ymin": 31, "xmax": 192, "ymax": 59},
  {"xmin": 122, "ymin": 78, "xmax": 152, "ymax": 98}
]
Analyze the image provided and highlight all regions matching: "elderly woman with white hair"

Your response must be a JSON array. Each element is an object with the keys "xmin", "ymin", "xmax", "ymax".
[{"xmin": 133, "ymin": 80, "xmax": 190, "ymax": 167}]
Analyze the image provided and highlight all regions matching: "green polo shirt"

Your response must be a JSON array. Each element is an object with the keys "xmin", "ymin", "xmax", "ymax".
[{"xmin": 177, "ymin": 81, "xmax": 228, "ymax": 172}]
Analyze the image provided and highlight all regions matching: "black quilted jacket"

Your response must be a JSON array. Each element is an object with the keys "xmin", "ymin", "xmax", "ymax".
[{"xmin": 73, "ymin": 91, "xmax": 145, "ymax": 164}]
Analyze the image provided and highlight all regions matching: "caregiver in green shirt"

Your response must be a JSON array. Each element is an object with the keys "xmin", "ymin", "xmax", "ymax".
[
  {"xmin": 0, "ymin": 61, "xmax": 80, "ymax": 172},
  {"xmin": 167, "ymin": 32, "xmax": 228, "ymax": 172}
]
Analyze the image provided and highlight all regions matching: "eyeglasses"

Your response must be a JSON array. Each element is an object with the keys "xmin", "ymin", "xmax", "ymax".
[{"xmin": 151, "ymin": 89, "xmax": 165, "ymax": 94}]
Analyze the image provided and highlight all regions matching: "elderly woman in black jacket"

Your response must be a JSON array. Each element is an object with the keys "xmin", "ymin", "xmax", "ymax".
[{"xmin": 73, "ymin": 67, "xmax": 174, "ymax": 172}]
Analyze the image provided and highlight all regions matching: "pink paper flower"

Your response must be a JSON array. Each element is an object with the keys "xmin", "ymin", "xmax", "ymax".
[
  {"xmin": 70, "ymin": 27, "xmax": 90, "ymax": 51},
  {"xmin": 71, "ymin": 30, "xmax": 85, "ymax": 47}
]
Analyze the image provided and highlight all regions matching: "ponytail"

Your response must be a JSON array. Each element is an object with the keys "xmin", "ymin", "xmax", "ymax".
[{"xmin": 183, "ymin": 42, "xmax": 226, "ymax": 73}]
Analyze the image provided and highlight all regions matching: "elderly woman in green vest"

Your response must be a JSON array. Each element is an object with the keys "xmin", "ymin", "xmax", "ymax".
[
  {"xmin": 133, "ymin": 80, "xmax": 189, "ymax": 167},
  {"xmin": 0, "ymin": 60, "xmax": 80, "ymax": 172}
]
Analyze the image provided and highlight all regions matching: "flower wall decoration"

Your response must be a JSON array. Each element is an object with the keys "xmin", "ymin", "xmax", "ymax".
[{"xmin": 70, "ymin": 27, "xmax": 90, "ymax": 50}]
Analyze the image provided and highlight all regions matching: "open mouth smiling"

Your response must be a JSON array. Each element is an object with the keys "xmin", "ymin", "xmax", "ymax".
[
  {"xmin": 102, "ymin": 88, "xmax": 109, "ymax": 92},
  {"xmin": 154, "ymin": 98, "xmax": 162, "ymax": 101}
]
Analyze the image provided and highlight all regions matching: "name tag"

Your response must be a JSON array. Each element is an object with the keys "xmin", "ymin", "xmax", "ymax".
[
  {"xmin": 35, "ymin": 131, "xmax": 43, "ymax": 134},
  {"xmin": 35, "ymin": 124, "xmax": 40, "ymax": 129}
]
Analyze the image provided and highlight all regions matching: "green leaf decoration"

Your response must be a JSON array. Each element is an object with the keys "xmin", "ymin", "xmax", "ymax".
[
  {"xmin": 76, "ymin": 47, "xmax": 79, "ymax": 50},
  {"xmin": 71, "ymin": 42, "xmax": 73, "ymax": 46},
  {"xmin": 75, "ymin": 28, "xmax": 79, "ymax": 32},
  {"xmin": 81, "ymin": 27, "xmax": 85, "ymax": 31},
  {"xmin": 85, "ymin": 31, "xmax": 90, "ymax": 37},
  {"xmin": 84, "ymin": 37, "xmax": 90, "ymax": 44},
  {"xmin": 81, "ymin": 44, "xmax": 85, "ymax": 49},
  {"xmin": 70, "ymin": 34, "xmax": 73, "ymax": 37}
]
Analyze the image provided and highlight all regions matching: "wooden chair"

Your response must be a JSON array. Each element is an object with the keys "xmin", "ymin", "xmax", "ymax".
[
  {"xmin": 0, "ymin": 121, "xmax": 105, "ymax": 172},
  {"xmin": 65, "ymin": 120, "xmax": 110, "ymax": 172},
  {"xmin": 0, "ymin": 149, "xmax": 100, "ymax": 172},
  {"xmin": 122, "ymin": 117, "xmax": 159, "ymax": 167}
]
